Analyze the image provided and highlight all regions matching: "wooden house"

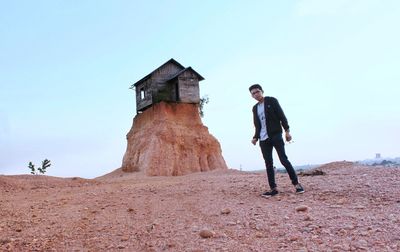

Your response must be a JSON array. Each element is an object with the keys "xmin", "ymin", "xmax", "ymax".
[{"xmin": 130, "ymin": 58, "xmax": 205, "ymax": 113}]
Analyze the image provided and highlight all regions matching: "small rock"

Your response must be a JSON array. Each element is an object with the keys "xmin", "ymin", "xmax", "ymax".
[
  {"xmin": 333, "ymin": 244, "xmax": 347, "ymax": 250},
  {"xmin": 295, "ymin": 205, "xmax": 310, "ymax": 212},
  {"xmin": 342, "ymin": 243, "xmax": 351, "ymax": 251},
  {"xmin": 303, "ymin": 215, "xmax": 312, "ymax": 221},
  {"xmin": 354, "ymin": 205, "xmax": 365, "ymax": 209},
  {"xmin": 199, "ymin": 229, "xmax": 214, "ymax": 238},
  {"xmin": 337, "ymin": 198, "xmax": 346, "ymax": 205},
  {"xmin": 338, "ymin": 229, "xmax": 347, "ymax": 236},
  {"xmin": 255, "ymin": 232, "xmax": 264, "ymax": 238},
  {"xmin": 220, "ymin": 208, "xmax": 231, "ymax": 215},
  {"xmin": 0, "ymin": 238, "xmax": 12, "ymax": 245},
  {"xmin": 344, "ymin": 224, "xmax": 355, "ymax": 230},
  {"xmin": 147, "ymin": 223, "xmax": 156, "ymax": 232},
  {"xmin": 356, "ymin": 239, "xmax": 368, "ymax": 248}
]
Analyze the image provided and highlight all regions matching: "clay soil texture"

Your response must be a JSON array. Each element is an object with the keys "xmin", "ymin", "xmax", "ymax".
[{"xmin": 1, "ymin": 162, "xmax": 399, "ymax": 251}]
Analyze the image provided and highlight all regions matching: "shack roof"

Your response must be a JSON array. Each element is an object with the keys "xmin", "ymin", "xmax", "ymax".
[
  {"xmin": 130, "ymin": 58, "xmax": 185, "ymax": 89},
  {"xmin": 166, "ymin": 67, "xmax": 205, "ymax": 82}
]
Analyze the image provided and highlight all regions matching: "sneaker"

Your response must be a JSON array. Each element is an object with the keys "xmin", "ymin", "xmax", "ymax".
[
  {"xmin": 295, "ymin": 184, "xmax": 305, "ymax": 194},
  {"xmin": 261, "ymin": 189, "xmax": 278, "ymax": 198}
]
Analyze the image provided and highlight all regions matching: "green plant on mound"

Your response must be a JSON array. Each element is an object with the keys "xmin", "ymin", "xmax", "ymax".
[
  {"xmin": 28, "ymin": 159, "xmax": 51, "ymax": 175},
  {"xmin": 199, "ymin": 95, "xmax": 209, "ymax": 118}
]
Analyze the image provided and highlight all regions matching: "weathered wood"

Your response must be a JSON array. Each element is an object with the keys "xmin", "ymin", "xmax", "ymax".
[
  {"xmin": 133, "ymin": 59, "xmax": 204, "ymax": 113},
  {"xmin": 178, "ymin": 71, "xmax": 200, "ymax": 103}
]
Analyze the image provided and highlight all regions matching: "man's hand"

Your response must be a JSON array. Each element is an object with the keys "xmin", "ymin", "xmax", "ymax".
[
  {"xmin": 251, "ymin": 138, "xmax": 258, "ymax": 145},
  {"xmin": 285, "ymin": 131, "xmax": 292, "ymax": 142}
]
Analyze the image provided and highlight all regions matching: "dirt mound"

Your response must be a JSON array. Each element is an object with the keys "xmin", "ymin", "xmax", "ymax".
[
  {"xmin": 0, "ymin": 175, "xmax": 95, "ymax": 192},
  {"xmin": 121, "ymin": 102, "xmax": 228, "ymax": 176},
  {"xmin": 314, "ymin": 161, "xmax": 354, "ymax": 172},
  {"xmin": 298, "ymin": 169, "xmax": 326, "ymax": 176}
]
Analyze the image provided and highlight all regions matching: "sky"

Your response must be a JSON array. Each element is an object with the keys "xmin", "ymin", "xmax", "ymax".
[{"xmin": 1, "ymin": 0, "xmax": 399, "ymax": 178}]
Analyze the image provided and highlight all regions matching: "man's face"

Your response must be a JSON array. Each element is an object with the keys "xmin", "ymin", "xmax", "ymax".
[{"xmin": 250, "ymin": 88, "xmax": 264, "ymax": 102}]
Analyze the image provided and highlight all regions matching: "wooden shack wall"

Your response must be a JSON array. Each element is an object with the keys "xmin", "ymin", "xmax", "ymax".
[
  {"xmin": 151, "ymin": 63, "xmax": 183, "ymax": 103},
  {"xmin": 178, "ymin": 71, "xmax": 200, "ymax": 103},
  {"xmin": 136, "ymin": 79, "xmax": 153, "ymax": 112}
]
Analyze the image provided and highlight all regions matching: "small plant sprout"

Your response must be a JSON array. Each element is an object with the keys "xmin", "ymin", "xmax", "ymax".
[
  {"xmin": 28, "ymin": 159, "xmax": 51, "ymax": 175},
  {"xmin": 199, "ymin": 95, "xmax": 209, "ymax": 118},
  {"xmin": 28, "ymin": 162, "xmax": 36, "ymax": 175}
]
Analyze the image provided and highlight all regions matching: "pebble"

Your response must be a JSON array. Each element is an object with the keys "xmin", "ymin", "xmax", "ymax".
[
  {"xmin": 338, "ymin": 229, "xmax": 347, "ymax": 236},
  {"xmin": 354, "ymin": 205, "xmax": 365, "ymax": 209},
  {"xmin": 0, "ymin": 238, "xmax": 11, "ymax": 244},
  {"xmin": 343, "ymin": 224, "xmax": 355, "ymax": 230},
  {"xmin": 356, "ymin": 239, "xmax": 368, "ymax": 248},
  {"xmin": 255, "ymin": 232, "xmax": 264, "ymax": 238},
  {"xmin": 220, "ymin": 208, "xmax": 231, "ymax": 215},
  {"xmin": 295, "ymin": 205, "xmax": 310, "ymax": 212},
  {"xmin": 333, "ymin": 243, "xmax": 350, "ymax": 251},
  {"xmin": 199, "ymin": 229, "xmax": 214, "ymax": 238}
]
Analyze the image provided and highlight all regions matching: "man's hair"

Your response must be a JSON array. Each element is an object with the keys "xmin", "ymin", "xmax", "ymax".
[{"xmin": 249, "ymin": 84, "xmax": 263, "ymax": 92}]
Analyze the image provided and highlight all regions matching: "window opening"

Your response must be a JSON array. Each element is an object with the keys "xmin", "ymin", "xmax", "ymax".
[{"xmin": 140, "ymin": 88, "xmax": 145, "ymax": 100}]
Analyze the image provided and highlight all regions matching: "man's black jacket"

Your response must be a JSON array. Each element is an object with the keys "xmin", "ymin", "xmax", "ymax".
[{"xmin": 252, "ymin": 96, "xmax": 290, "ymax": 140}]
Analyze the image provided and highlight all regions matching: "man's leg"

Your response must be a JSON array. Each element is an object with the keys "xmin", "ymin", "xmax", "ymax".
[
  {"xmin": 259, "ymin": 139, "xmax": 276, "ymax": 189},
  {"xmin": 272, "ymin": 135, "xmax": 299, "ymax": 186}
]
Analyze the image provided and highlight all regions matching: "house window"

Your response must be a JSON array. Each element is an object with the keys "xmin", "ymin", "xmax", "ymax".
[{"xmin": 140, "ymin": 88, "xmax": 145, "ymax": 100}]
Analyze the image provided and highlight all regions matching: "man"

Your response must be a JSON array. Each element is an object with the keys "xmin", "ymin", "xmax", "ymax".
[{"xmin": 249, "ymin": 84, "xmax": 304, "ymax": 197}]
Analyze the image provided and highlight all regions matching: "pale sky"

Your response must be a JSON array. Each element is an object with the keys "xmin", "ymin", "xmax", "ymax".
[{"xmin": 1, "ymin": 0, "xmax": 399, "ymax": 178}]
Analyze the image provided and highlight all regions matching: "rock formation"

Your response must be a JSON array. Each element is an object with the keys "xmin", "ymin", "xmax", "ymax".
[{"xmin": 121, "ymin": 102, "xmax": 228, "ymax": 176}]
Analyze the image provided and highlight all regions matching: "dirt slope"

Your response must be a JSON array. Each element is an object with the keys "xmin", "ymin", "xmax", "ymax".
[
  {"xmin": 1, "ymin": 162, "xmax": 399, "ymax": 251},
  {"xmin": 121, "ymin": 102, "xmax": 228, "ymax": 176}
]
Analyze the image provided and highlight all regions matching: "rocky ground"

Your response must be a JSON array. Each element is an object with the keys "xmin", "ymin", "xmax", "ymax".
[{"xmin": 1, "ymin": 161, "xmax": 399, "ymax": 251}]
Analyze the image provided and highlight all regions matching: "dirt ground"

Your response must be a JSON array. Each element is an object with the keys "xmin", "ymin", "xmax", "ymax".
[{"xmin": 1, "ymin": 162, "xmax": 399, "ymax": 251}]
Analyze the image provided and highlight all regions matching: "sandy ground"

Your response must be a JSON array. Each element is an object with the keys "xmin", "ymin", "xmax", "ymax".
[{"xmin": 1, "ymin": 161, "xmax": 399, "ymax": 251}]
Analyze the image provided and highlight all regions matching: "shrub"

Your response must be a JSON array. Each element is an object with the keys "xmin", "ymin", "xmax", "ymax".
[{"xmin": 28, "ymin": 159, "xmax": 51, "ymax": 175}]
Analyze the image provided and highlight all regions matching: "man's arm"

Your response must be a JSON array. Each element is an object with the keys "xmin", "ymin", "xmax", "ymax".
[
  {"xmin": 272, "ymin": 97, "xmax": 292, "ymax": 141},
  {"xmin": 272, "ymin": 97, "xmax": 289, "ymax": 132},
  {"xmin": 251, "ymin": 105, "xmax": 260, "ymax": 145}
]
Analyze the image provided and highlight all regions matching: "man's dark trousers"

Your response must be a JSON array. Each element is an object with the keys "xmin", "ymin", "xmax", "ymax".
[{"xmin": 259, "ymin": 134, "xmax": 299, "ymax": 189}]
